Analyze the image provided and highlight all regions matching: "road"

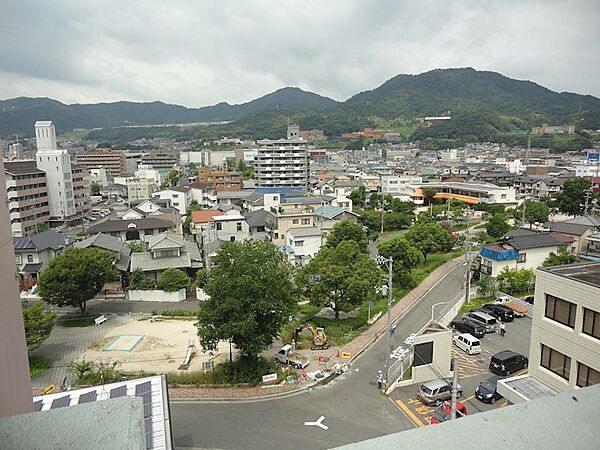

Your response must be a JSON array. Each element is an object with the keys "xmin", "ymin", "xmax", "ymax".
[{"xmin": 170, "ymin": 263, "xmax": 466, "ymax": 449}]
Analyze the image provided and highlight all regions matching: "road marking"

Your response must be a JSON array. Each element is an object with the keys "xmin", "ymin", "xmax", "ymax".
[
  {"xmin": 461, "ymin": 394, "xmax": 476, "ymax": 403},
  {"xmin": 395, "ymin": 400, "xmax": 425, "ymax": 427},
  {"xmin": 304, "ymin": 416, "xmax": 328, "ymax": 430}
]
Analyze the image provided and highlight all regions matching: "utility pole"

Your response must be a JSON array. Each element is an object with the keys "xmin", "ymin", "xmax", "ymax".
[
  {"xmin": 379, "ymin": 173, "xmax": 384, "ymax": 234},
  {"xmin": 464, "ymin": 244, "xmax": 470, "ymax": 304},
  {"xmin": 386, "ymin": 256, "xmax": 393, "ymax": 386},
  {"xmin": 451, "ymin": 356, "xmax": 458, "ymax": 419},
  {"xmin": 584, "ymin": 191, "xmax": 591, "ymax": 215}
]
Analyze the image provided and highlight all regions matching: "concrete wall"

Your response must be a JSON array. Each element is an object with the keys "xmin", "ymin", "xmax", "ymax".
[
  {"xmin": 0, "ymin": 158, "xmax": 32, "ymax": 417},
  {"xmin": 411, "ymin": 328, "xmax": 453, "ymax": 384},
  {"xmin": 529, "ymin": 269, "xmax": 600, "ymax": 392},
  {"xmin": 127, "ymin": 288, "xmax": 186, "ymax": 302}
]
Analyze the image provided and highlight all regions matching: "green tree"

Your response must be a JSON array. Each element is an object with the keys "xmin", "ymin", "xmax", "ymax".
[
  {"xmin": 127, "ymin": 241, "xmax": 146, "ymax": 253},
  {"xmin": 196, "ymin": 268, "xmax": 208, "ymax": 288},
  {"xmin": 497, "ymin": 268, "xmax": 535, "ymax": 294},
  {"xmin": 91, "ymin": 181, "xmax": 101, "ymax": 196},
  {"xmin": 296, "ymin": 240, "xmax": 380, "ymax": 319},
  {"xmin": 22, "ymin": 303, "xmax": 56, "ymax": 351},
  {"xmin": 555, "ymin": 178, "xmax": 592, "ymax": 216},
  {"xmin": 383, "ymin": 211, "xmax": 413, "ymax": 231},
  {"xmin": 237, "ymin": 160, "xmax": 254, "ymax": 179},
  {"xmin": 39, "ymin": 248, "xmax": 116, "ymax": 314},
  {"xmin": 162, "ymin": 169, "xmax": 181, "ymax": 188},
  {"xmin": 128, "ymin": 268, "xmax": 155, "ymax": 290},
  {"xmin": 543, "ymin": 247, "xmax": 578, "ymax": 267},
  {"xmin": 368, "ymin": 192, "xmax": 381, "ymax": 210},
  {"xmin": 522, "ymin": 200, "xmax": 550, "ymax": 227},
  {"xmin": 387, "ymin": 198, "xmax": 415, "ymax": 215},
  {"xmin": 157, "ymin": 268, "xmax": 190, "ymax": 292},
  {"xmin": 344, "ymin": 139, "xmax": 365, "ymax": 150},
  {"xmin": 196, "ymin": 240, "xmax": 296, "ymax": 362},
  {"xmin": 348, "ymin": 186, "xmax": 367, "ymax": 209},
  {"xmin": 377, "ymin": 237, "xmax": 423, "ymax": 288},
  {"xmin": 485, "ymin": 213, "xmax": 511, "ymax": 239},
  {"xmin": 325, "ymin": 220, "xmax": 369, "ymax": 253},
  {"xmin": 404, "ymin": 221, "xmax": 454, "ymax": 261},
  {"xmin": 422, "ymin": 187, "xmax": 438, "ymax": 206},
  {"xmin": 183, "ymin": 200, "xmax": 203, "ymax": 235},
  {"xmin": 475, "ymin": 275, "xmax": 497, "ymax": 298},
  {"xmin": 35, "ymin": 222, "xmax": 49, "ymax": 233}
]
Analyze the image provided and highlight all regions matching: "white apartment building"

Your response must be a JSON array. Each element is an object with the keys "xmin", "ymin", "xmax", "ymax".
[
  {"xmin": 499, "ymin": 263, "xmax": 600, "ymax": 403},
  {"xmin": 135, "ymin": 166, "xmax": 162, "ymax": 187},
  {"xmin": 151, "ymin": 186, "xmax": 191, "ymax": 216},
  {"xmin": 381, "ymin": 175, "xmax": 423, "ymax": 197},
  {"xmin": 575, "ymin": 164, "xmax": 600, "ymax": 178},
  {"xmin": 127, "ymin": 178, "xmax": 155, "ymax": 203},
  {"xmin": 89, "ymin": 168, "xmax": 108, "ymax": 186},
  {"xmin": 34, "ymin": 121, "xmax": 76, "ymax": 219},
  {"xmin": 254, "ymin": 138, "xmax": 308, "ymax": 189}
]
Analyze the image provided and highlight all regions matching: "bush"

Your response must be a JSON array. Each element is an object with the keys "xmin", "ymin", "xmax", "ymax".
[
  {"xmin": 67, "ymin": 360, "xmax": 122, "ymax": 385},
  {"xmin": 157, "ymin": 268, "xmax": 190, "ymax": 292},
  {"xmin": 57, "ymin": 313, "xmax": 97, "ymax": 327},
  {"xmin": 151, "ymin": 309, "xmax": 198, "ymax": 317},
  {"xmin": 29, "ymin": 355, "xmax": 50, "ymax": 377},
  {"xmin": 128, "ymin": 268, "xmax": 156, "ymax": 290}
]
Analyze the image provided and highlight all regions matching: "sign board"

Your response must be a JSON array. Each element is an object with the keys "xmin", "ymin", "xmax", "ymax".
[
  {"xmin": 262, "ymin": 373, "xmax": 278, "ymax": 383},
  {"xmin": 588, "ymin": 152, "xmax": 600, "ymax": 163}
]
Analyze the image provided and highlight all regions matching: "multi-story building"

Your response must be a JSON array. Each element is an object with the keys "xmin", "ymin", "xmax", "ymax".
[
  {"xmin": 499, "ymin": 262, "xmax": 600, "ymax": 404},
  {"xmin": 7, "ymin": 142, "xmax": 24, "ymax": 160},
  {"xmin": 4, "ymin": 160, "xmax": 50, "ymax": 237},
  {"xmin": 381, "ymin": 175, "xmax": 423, "ymax": 198},
  {"xmin": 254, "ymin": 138, "xmax": 308, "ymax": 189},
  {"xmin": 34, "ymin": 121, "xmax": 76, "ymax": 220},
  {"xmin": 72, "ymin": 164, "xmax": 91, "ymax": 218},
  {"xmin": 140, "ymin": 151, "xmax": 178, "ymax": 169},
  {"xmin": 126, "ymin": 177, "xmax": 155, "ymax": 203},
  {"xmin": 74, "ymin": 148, "xmax": 126, "ymax": 176},
  {"xmin": 151, "ymin": 186, "xmax": 191, "ymax": 216},
  {"xmin": 197, "ymin": 167, "xmax": 243, "ymax": 191}
]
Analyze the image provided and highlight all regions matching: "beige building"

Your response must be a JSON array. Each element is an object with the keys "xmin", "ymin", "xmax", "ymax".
[
  {"xmin": 0, "ymin": 157, "xmax": 33, "ymax": 417},
  {"xmin": 74, "ymin": 148, "xmax": 126, "ymax": 176},
  {"xmin": 72, "ymin": 164, "xmax": 91, "ymax": 217},
  {"xmin": 254, "ymin": 138, "xmax": 309, "ymax": 189}
]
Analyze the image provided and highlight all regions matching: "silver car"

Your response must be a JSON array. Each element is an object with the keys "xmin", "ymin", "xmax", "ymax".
[{"xmin": 417, "ymin": 378, "xmax": 463, "ymax": 405}]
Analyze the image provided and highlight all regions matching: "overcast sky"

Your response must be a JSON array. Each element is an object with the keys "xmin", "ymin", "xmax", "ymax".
[{"xmin": 1, "ymin": 1, "xmax": 599, "ymax": 107}]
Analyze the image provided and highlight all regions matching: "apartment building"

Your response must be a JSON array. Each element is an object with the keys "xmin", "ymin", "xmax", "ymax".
[
  {"xmin": 254, "ymin": 138, "xmax": 309, "ymax": 189},
  {"xmin": 499, "ymin": 263, "xmax": 600, "ymax": 404},
  {"xmin": 72, "ymin": 164, "xmax": 92, "ymax": 217},
  {"xmin": 74, "ymin": 148, "xmax": 126, "ymax": 176},
  {"xmin": 197, "ymin": 167, "xmax": 243, "ymax": 191},
  {"xmin": 4, "ymin": 160, "xmax": 50, "ymax": 237},
  {"xmin": 140, "ymin": 151, "xmax": 178, "ymax": 168},
  {"xmin": 381, "ymin": 174, "xmax": 423, "ymax": 198}
]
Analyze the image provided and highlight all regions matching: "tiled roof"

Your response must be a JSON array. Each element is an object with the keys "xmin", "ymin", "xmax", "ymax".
[
  {"xmin": 87, "ymin": 218, "xmax": 173, "ymax": 233},
  {"xmin": 191, "ymin": 209, "xmax": 223, "ymax": 224}
]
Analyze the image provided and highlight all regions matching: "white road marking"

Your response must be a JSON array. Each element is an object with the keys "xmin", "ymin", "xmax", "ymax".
[{"xmin": 304, "ymin": 415, "xmax": 329, "ymax": 430}]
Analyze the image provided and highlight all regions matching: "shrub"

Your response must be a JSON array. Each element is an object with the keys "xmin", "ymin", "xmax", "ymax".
[
  {"xmin": 157, "ymin": 268, "xmax": 190, "ymax": 292},
  {"xmin": 128, "ymin": 268, "xmax": 156, "ymax": 290},
  {"xmin": 29, "ymin": 355, "xmax": 50, "ymax": 377}
]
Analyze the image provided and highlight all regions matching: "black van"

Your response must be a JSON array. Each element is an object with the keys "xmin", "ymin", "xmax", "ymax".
[{"xmin": 489, "ymin": 350, "xmax": 528, "ymax": 376}]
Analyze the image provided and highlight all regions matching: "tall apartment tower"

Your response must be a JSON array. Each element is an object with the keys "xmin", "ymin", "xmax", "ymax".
[
  {"xmin": 8, "ymin": 142, "xmax": 24, "ymax": 160},
  {"xmin": 34, "ymin": 121, "xmax": 76, "ymax": 218},
  {"xmin": 287, "ymin": 123, "xmax": 300, "ymax": 140},
  {"xmin": 254, "ymin": 137, "xmax": 308, "ymax": 189}
]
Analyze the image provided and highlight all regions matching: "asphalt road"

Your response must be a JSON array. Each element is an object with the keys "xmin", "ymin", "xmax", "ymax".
[{"xmin": 170, "ymin": 263, "xmax": 467, "ymax": 450}]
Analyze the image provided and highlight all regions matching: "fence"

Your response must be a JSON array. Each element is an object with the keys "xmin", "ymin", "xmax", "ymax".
[{"xmin": 388, "ymin": 348, "xmax": 414, "ymax": 385}]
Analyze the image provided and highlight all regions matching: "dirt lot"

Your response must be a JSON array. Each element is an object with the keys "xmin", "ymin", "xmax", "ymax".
[{"xmin": 79, "ymin": 317, "xmax": 231, "ymax": 374}]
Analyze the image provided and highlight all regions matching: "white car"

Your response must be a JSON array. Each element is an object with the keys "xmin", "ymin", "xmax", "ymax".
[{"xmin": 453, "ymin": 333, "xmax": 481, "ymax": 355}]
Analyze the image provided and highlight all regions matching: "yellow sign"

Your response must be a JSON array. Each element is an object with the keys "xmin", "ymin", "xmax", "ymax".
[{"xmin": 43, "ymin": 385, "xmax": 55, "ymax": 395}]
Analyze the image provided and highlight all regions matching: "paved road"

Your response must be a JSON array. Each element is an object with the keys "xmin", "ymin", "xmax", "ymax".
[{"xmin": 170, "ymin": 263, "xmax": 466, "ymax": 449}]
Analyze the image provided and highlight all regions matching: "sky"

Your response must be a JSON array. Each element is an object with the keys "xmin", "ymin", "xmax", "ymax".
[{"xmin": 1, "ymin": 1, "xmax": 599, "ymax": 107}]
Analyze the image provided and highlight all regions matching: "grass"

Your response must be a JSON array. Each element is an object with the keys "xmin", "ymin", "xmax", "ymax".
[
  {"xmin": 296, "ymin": 250, "xmax": 463, "ymax": 346},
  {"xmin": 402, "ymin": 365, "xmax": 413, "ymax": 380},
  {"xmin": 151, "ymin": 309, "xmax": 198, "ymax": 317},
  {"xmin": 460, "ymin": 296, "xmax": 493, "ymax": 313},
  {"xmin": 29, "ymin": 355, "xmax": 50, "ymax": 377},
  {"xmin": 57, "ymin": 313, "xmax": 97, "ymax": 327}
]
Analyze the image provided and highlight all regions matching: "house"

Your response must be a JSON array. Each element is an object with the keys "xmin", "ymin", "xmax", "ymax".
[
  {"xmin": 86, "ymin": 217, "xmax": 176, "ymax": 242},
  {"xmin": 284, "ymin": 227, "xmax": 322, "ymax": 266},
  {"xmin": 151, "ymin": 186, "xmax": 191, "ymax": 216},
  {"xmin": 546, "ymin": 215, "xmax": 600, "ymax": 255},
  {"xmin": 100, "ymin": 183, "xmax": 127, "ymax": 200},
  {"xmin": 119, "ymin": 199, "xmax": 181, "ymax": 233},
  {"xmin": 313, "ymin": 205, "xmax": 360, "ymax": 235},
  {"xmin": 479, "ymin": 230, "xmax": 572, "ymax": 277},
  {"xmin": 243, "ymin": 209, "xmax": 276, "ymax": 239},
  {"xmin": 74, "ymin": 233, "xmax": 131, "ymax": 273},
  {"xmin": 13, "ymin": 230, "xmax": 68, "ymax": 290},
  {"xmin": 212, "ymin": 211, "xmax": 250, "ymax": 242},
  {"xmin": 190, "ymin": 209, "xmax": 224, "ymax": 241},
  {"xmin": 129, "ymin": 232, "xmax": 202, "ymax": 279}
]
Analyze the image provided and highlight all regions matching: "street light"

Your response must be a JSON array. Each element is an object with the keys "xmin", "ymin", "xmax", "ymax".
[{"xmin": 376, "ymin": 254, "xmax": 393, "ymax": 387}]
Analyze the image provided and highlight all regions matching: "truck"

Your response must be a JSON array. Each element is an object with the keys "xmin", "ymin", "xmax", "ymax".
[{"xmin": 274, "ymin": 345, "xmax": 310, "ymax": 369}]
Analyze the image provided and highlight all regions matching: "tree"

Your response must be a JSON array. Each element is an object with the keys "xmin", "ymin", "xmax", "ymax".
[
  {"xmin": 128, "ymin": 268, "xmax": 155, "ymax": 290},
  {"xmin": 383, "ymin": 211, "xmax": 413, "ymax": 231},
  {"xmin": 162, "ymin": 169, "xmax": 180, "ymax": 188},
  {"xmin": 543, "ymin": 247, "xmax": 578, "ymax": 267},
  {"xmin": 91, "ymin": 181, "xmax": 101, "ymax": 196},
  {"xmin": 368, "ymin": 192, "xmax": 381, "ymax": 210},
  {"xmin": 196, "ymin": 240, "xmax": 296, "ymax": 362},
  {"xmin": 237, "ymin": 160, "xmax": 254, "ymax": 179},
  {"xmin": 157, "ymin": 268, "xmax": 190, "ymax": 292},
  {"xmin": 325, "ymin": 220, "xmax": 369, "ymax": 253},
  {"xmin": 296, "ymin": 240, "xmax": 381, "ymax": 319},
  {"xmin": 387, "ymin": 198, "xmax": 415, "ymax": 215},
  {"xmin": 196, "ymin": 268, "xmax": 208, "ymax": 288},
  {"xmin": 485, "ymin": 213, "xmax": 511, "ymax": 239},
  {"xmin": 348, "ymin": 186, "xmax": 367, "ymax": 209},
  {"xmin": 497, "ymin": 268, "xmax": 535, "ymax": 294},
  {"xmin": 475, "ymin": 275, "xmax": 497, "ymax": 298},
  {"xmin": 422, "ymin": 187, "xmax": 438, "ymax": 205},
  {"xmin": 555, "ymin": 178, "xmax": 592, "ymax": 216},
  {"xmin": 127, "ymin": 241, "xmax": 146, "ymax": 253},
  {"xmin": 183, "ymin": 200, "xmax": 202, "ymax": 235},
  {"xmin": 35, "ymin": 222, "xmax": 49, "ymax": 233},
  {"xmin": 523, "ymin": 200, "xmax": 550, "ymax": 227},
  {"xmin": 22, "ymin": 303, "xmax": 56, "ymax": 351},
  {"xmin": 377, "ymin": 237, "xmax": 423, "ymax": 287},
  {"xmin": 39, "ymin": 248, "xmax": 116, "ymax": 314},
  {"xmin": 404, "ymin": 222, "xmax": 454, "ymax": 261}
]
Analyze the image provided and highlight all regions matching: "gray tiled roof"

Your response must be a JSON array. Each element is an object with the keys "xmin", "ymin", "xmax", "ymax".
[
  {"xmin": 87, "ymin": 218, "xmax": 174, "ymax": 233},
  {"xmin": 74, "ymin": 233, "xmax": 131, "ymax": 271},
  {"xmin": 243, "ymin": 209, "xmax": 275, "ymax": 228},
  {"xmin": 15, "ymin": 230, "xmax": 66, "ymax": 252},
  {"xmin": 506, "ymin": 233, "xmax": 563, "ymax": 250}
]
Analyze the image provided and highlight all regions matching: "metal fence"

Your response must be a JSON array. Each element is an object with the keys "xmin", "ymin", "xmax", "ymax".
[{"xmin": 388, "ymin": 348, "xmax": 414, "ymax": 384}]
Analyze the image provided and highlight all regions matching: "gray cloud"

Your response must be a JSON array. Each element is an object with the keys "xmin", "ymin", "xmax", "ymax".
[{"xmin": 1, "ymin": 0, "xmax": 599, "ymax": 106}]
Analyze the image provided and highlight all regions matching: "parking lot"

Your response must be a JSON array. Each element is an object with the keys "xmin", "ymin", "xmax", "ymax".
[{"xmin": 391, "ymin": 314, "xmax": 532, "ymax": 427}]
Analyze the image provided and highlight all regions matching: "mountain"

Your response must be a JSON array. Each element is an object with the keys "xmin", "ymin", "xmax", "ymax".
[{"xmin": 0, "ymin": 87, "xmax": 338, "ymax": 136}]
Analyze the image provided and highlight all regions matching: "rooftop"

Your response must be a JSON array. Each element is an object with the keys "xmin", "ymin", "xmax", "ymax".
[
  {"xmin": 540, "ymin": 261, "xmax": 600, "ymax": 289},
  {"xmin": 191, "ymin": 209, "xmax": 223, "ymax": 224},
  {"xmin": 87, "ymin": 218, "xmax": 174, "ymax": 233},
  {"xmin": 288, "ymin": 226, "xmax": 322, "ymax": 237},
  {"xmin": 3, "ymin": 160, "xmax": 45, "ymax": 175}
]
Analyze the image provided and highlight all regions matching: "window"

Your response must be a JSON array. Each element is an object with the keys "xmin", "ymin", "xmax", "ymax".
[
  {"xmin": 230, "ymin": 236, "xmax": 235, "ymax": 242},
  {"xmin": 301, "ymin": 218, "xmax": 310, "ymax": 225},
  {"xmin": 583, "ymin": 308, "xmax": 600, "ymax": 340},
  {"xmin": 216, "ymin": 222, "xmax": 222, "ymax": 231},
  {"xmin": 236, "ymin": 222, "xmax": 242, "ymax": 231},
  {"xmin": 292, "ymin": 219, "xmax": 299, "ymax": 224},
  {"xmin": 15, "ymin": 255, "xmax": 21, "ymax": 264},
  {"xmin": 541, "ymin": 344, "xmax": 571, "ymax": 380},
  {"xmin": 413, "ymin": 342, "xmax": 433, "ymax": 366},
  {"xmin": 517, "ymin": 253, "xmax": 526, "ymax": 263},
  {"xmin": 27, "ymin": 255, "xmax": 34, "ymax": 263},
  {"xmin": 296, "ymin": 240, "xmax": 304, "ymax": 247},
  {"xmin": 577, "ymin": 362, "xmax": 600, "ymax": 388},
  {"xmin": 545, "ymin": 294, "xmax": 576, "ymax": 328}
]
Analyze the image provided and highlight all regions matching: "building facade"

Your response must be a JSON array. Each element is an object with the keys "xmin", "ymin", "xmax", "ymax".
[
  {"xmin": 4, "ymin": 160, "xmax": 50, "ymax": 237},
  {"xmin": 140, "ymin": 151, "xmax": 178, "ymax": 169},
  {"xmin": 197, "ymin": 167, "xmax": 243, "ymax": 191},
  {"xmin": 74, "ymin": 148, "xmax": 126, "ymax": 176},
  {"xmin": 72, "ymin": 164, "xmax": 92, "ymax": 218},
  {"xmin": 254, "ymin": 138, "xmax": 309, "ymax": 189}
]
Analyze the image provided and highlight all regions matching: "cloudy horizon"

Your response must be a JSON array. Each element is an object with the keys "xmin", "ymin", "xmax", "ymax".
[{"xmin": 1, "ymin": 1, "xmax": 599, "ymax": 108}]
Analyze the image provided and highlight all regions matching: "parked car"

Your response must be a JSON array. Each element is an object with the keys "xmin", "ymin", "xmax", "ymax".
[
  {"xmin": 464, "ymin": 311, "xmax": 497, "ymax": 333},
  {"xmin": 274, "ymin": 345, "xmax": 310, "ymax": 369},
  {"xmin": 481, "ymin": 304, "xmax": 514, "ymax": 322},
  {"xmin": 417, "ymin": 379, "xmax": 463, "ymax": 405},
  {"xmin": 489, "ymin": 350, "xmax": 528, "ymax": 376},
  {"xmin": 495, "ymin": 296, "xmax": 529, "ymax": 317},
  {"xmin": 475, "ymin": 376, "xmax": 504, "ymax": 404},
  {"xmin": 453, "ymin": 333, "xmax": 481, "ymax": 355},
  {"xmin": 450, "ymin": 320, "xmax": 485, "ymax": 338},
  {"xmin": 429, "ymin": 401, "xmax": 467, "ymax": 424},
  {"xmin": 523, "ymin": 295, "xmax": 535, "ymax": 305}
]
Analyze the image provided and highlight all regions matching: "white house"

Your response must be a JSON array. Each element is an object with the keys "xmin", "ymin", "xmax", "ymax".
[
  {"xmin": 152, "ymin": 186, "xmax": 191, "ymax": 216},
  {"xmin": 212, "ymin": 211, "xmax": 250, "ymax": 242},
  {"xmin": 285, "ymin": 227, "xmax": 322, "ymax": 266}
]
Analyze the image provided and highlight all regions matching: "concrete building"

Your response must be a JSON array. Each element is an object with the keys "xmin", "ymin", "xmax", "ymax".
[
  {"xmin": 270, "ymin": 198, "xmax": 319, "ymax": 245},
  {"xmin": 381, "ymin": 175, "xmax": 423, "ymax": 198},
  {"xmin": 89, "ymin": 167, "xmax": 108, "ymax": 186},
  {"xmin": 0, "ymin": 157, "xmax": 32, "ymax": 418},
  {"xmin": 4, "ymin": 160, "xmax": 50, "ymax": 237},
  {"xmin": 126, "ymin": 178, "xmax": 156, "ymax": 203},
  {"xmin": 285, "ymin": 226, "xmax": 322, "ymax": 266},
  {"xmin": 409, "ymin": 181, "xmax": 518, "ymax": 206},
  {"xmin": 254, "ymin": 138, "xmax": 309, "ymax": 189},
  {"xmin": 197, "ymin": 167, "xmax": 243, "ymax": 191},
  {"xmin": 34, "ymin": 121, "xmax": 76, "ymax": 220},
  {"xmin": 134, "ymin": 166, "xmax": 162, "ymax": 187},
  {"xmin": 7, "ymin": 142, "xmax": 24, "ymax": 160},
  {"xmin": 212, "ymin": 211, "xmax": 250, "ymax": 242},
  {"xmin": 151, "ymin": 186, "xmax": 191, "ymax": 216},
  {"xmin": 74, "ymin": 148, "xmax": 126, "ymax": 176},
  {"xmin": 140, "ymin": 151, "xmax": 178, "ymax": 169},
  {"xmin": 72, "ymin": 164, "xmax": 92, "ymax": 218}
]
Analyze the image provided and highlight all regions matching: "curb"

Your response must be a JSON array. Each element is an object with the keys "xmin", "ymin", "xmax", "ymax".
[{"xmin": 169, "ymin": 384, "xmax": 312, "ymax": 403}]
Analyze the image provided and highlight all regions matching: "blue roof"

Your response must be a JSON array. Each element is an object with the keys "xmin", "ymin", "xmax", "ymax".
[{"xmin": 314, "ymin": 205, "xmax": 346, "ymax": 219}]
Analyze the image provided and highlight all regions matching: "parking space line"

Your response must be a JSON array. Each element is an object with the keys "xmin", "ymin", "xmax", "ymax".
[
  {"xmin": 462, "ymin": 394, "xmax": 475, "ymax": 403},
  {"xmin": 394, "ymin": 400, "xmax": 425, "ymax": 428}
]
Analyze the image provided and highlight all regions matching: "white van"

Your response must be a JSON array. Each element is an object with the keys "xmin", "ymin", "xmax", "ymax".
[{"xmin": 453, "ymin": 333, "xmax": 481, "ymax": 355}]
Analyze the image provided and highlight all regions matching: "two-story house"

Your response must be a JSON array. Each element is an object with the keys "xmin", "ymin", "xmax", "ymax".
[
  {"xmin": 151, "ymin": 186, "xmax": 191, "ymax": 216},
  {"xmin": 284, "ymin": 227, "xmax": 322, "ymax": 266},
  {"xmin": 74, "ymin": 233, "xmax": 131, "ymax": 285},
  {"xmin": 86, "ymin": 217, "xmax": 177, "ymax": 242},
  {"xmin": 14, "ymin": 230, "xmax": 68, "ymax": 290}
]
